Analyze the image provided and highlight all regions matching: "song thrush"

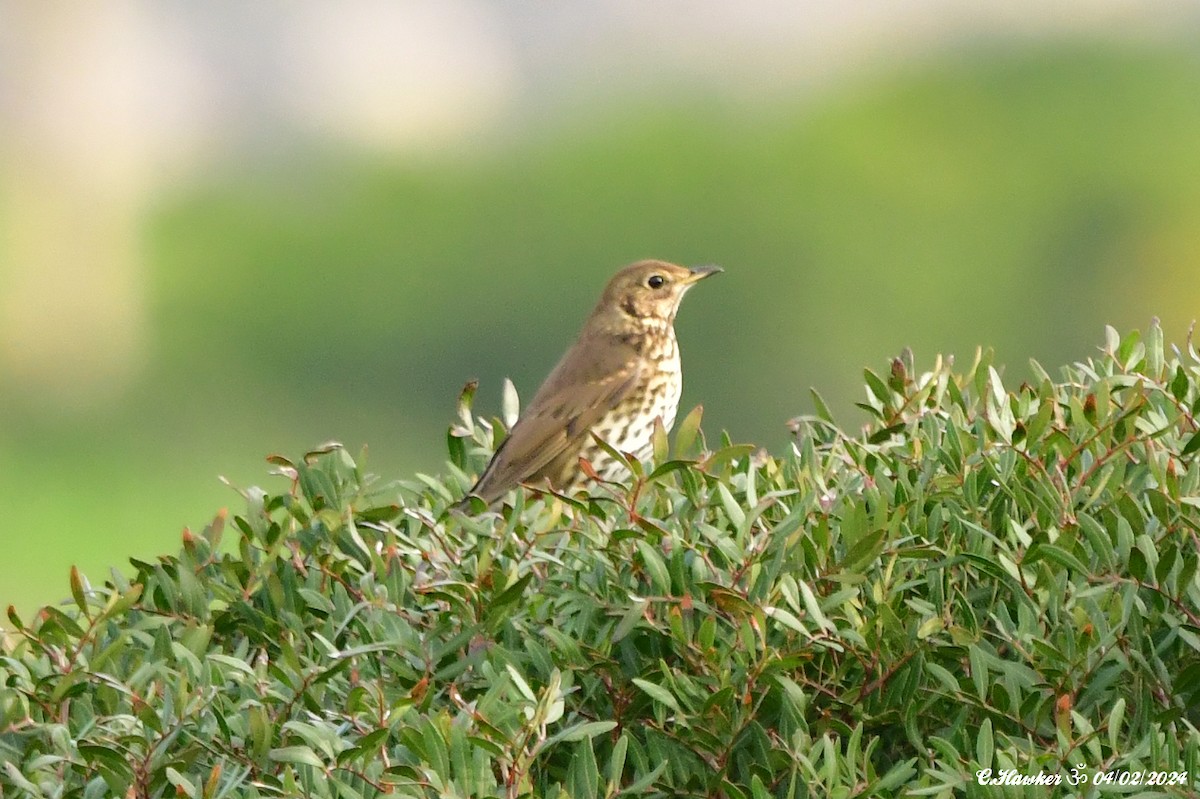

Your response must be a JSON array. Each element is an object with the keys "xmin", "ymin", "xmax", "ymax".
[{"xmin": 458, "ymin": 259, "xmax": 720, "ymax": 507}]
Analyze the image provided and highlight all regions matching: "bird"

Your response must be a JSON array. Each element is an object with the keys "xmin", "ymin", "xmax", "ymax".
[{"xmin": 456, "ymin": 259, "xmax": 721, "ymax": 508}]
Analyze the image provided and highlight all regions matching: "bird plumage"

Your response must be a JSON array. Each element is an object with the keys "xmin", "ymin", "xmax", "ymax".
[{"xmin": 458, "ymin": 259, "xmax": 719, "ymax": 508}]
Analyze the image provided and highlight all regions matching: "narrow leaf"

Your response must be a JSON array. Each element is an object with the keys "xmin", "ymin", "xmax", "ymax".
[{"xmin": 632, "ymin": 678, "xmax": 680, "ymax": 712}]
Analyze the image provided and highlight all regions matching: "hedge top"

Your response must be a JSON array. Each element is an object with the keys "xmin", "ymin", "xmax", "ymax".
[{"xmin": 2, "ymin": 323, "xmax": 1199, "ymax": 798}]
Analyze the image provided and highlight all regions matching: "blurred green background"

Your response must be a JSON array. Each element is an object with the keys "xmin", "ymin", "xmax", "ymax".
[{"xmin": 3, "ymin": 5, "xmax": 1200, "ymax": 619}]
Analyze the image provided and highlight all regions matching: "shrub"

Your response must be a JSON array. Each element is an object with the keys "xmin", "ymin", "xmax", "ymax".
[{"xmin": 3, "ymin": 324, "xmax": 1199, "ymax": 798}]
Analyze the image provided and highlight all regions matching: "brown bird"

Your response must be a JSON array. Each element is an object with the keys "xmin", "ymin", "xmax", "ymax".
[{"xmin": 458, "ymin": 259, "xmax": 721, "ymax": 507}]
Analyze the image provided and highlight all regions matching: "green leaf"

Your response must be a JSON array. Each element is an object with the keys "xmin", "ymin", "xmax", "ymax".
[
  {"xmin": 270, "ymin": 746, "xmax": 326, "ymax": 769},
  {"xmin": 632, "ymin": 678, "xmax": 680, "ymax": 712},
  {"xmin": 716, "ymin": 482, "xmax": 745, "ymax": 530},
  {"xmin": 1, "ymin": 763, "xmax": 40, "ymax": 796},
  {"xmin": 841, "ymin": 527, "xmax": 884, "ymax": 570},
  {"xmin": 634, "ymin": 540, "xmax": 671, "ymax": 595},
  {"xmin": 647, "ymin": 459, "xmax": 697, "ymax": 482},
  {"xmin": 968, "ymin": 646, "xmax": 988, "ymax": 701},
  {"xmin": 544, "ymin": 720, "xmax": 618, "ymax": 749},
  {"xmin": 764, "ymin": 606, "xmax": 807, "ymax": 635},
  {"xmin": 617, "ymin": 761, "xmax": 669, "ymax": 796},
  {"xmin": 975, "ymin": 718, "xmax": 993, "ymax": 766},
  {"xmin": 1147, "ymin": 317, "xmax": 1164, "ymax": 377},
  {"xmin": 78, "ymin": 744, "xmax": 135, "ymax": 783},
  {"xmin": 673, "ymin": 404, "xmax": 705, "ymax": 458},
  {"xmin": 1034, "ymin": 543, "xmax": 1090, "ymax": 574},
  {"xmin": 1171, "ymin": 364, "xmax": 1190, "ymax": 401},
  {"xmin": 874, "ymin": 759, "xmax": 918, "ymax": 792},
  {"xmin": 867, "ymin": 422, "xmax": 905, "ymax": 445},
  {"xmin": 652, "ymin": 417, "xmax": 670, "ymax": 465},
  {"xmin": 810, "ymin": 388, "xmax": 837, "ymax": 425},
  {"xmin": 917, "ymin": 616, "xmax": 943, "ymax": 639},
  {"xmin": 612, "ymin": 597, "xmax": 648, "ymax": 643},
  {"xmin": 925, "ymin": 663, "xmax": 960, "ymax": 694},
  {"xmin": 507, "ymin": 664, "xmax": 537, "ymax": 703},
  {"xmin": 567, "ymin": 736, "xmax": 600, "ymax": 799},
  {"xmin": 607, "ymin": 733, "xmax": 630, "ymax": 793},
  {"xmin": 69, "ymin": 565, "xmax": 89, "ymax": 618},
  {"xmin": 798, "ymin": 580, "xmax": 834, "ymax": 632},
  {"xmin": 446, "ymin": 427, "xmax": 466, "ymax": 469},
  {"xmin": 1107, "ymin": 697, "xmax": 1126, "ymax": 751},
  {"xmin": 487, "ymin": 573, "xmax": 533, "ymax": 619},
  {"xmin": 863, "ymin": 367, "xmax": 891, "ymax": 405},
  {"xmin": 700, "ymin": 444, "xmax": 756, "ymax": 473},
  {"xmin": 166, "ymin": 767, "xmax": 197, "ymax": 798}
]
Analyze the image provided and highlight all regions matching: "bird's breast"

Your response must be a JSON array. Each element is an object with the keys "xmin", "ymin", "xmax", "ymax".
[{"xmin": 573, "ymin": 334, "xmax": 682, "ymax": 487}]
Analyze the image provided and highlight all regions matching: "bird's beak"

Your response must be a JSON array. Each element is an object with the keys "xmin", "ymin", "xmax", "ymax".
[{"xmin": 685, "ymin": 265, "xmax": 723, "ymax": 283}]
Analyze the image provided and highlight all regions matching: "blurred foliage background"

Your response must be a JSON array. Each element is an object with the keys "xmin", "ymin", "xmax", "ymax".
[{"xmin": 3, "ymin": 4, "xmax": 1200, "ymax": 617}]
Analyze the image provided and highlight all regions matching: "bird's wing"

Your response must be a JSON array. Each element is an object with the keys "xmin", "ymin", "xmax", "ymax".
[{"xmin": 467, "ymin": 347, "xmax": 642, "ymax": 505}]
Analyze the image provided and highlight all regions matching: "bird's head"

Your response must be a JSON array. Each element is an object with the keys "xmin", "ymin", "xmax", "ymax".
[{"xmin": 591, "ymin": 260, "xmax": 722, "ymax": 331}]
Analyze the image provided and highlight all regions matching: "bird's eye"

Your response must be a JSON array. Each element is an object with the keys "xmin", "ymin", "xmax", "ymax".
[{"xmin": 646, "ymin": 274, "xmax": 666, "ymax": 289}]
